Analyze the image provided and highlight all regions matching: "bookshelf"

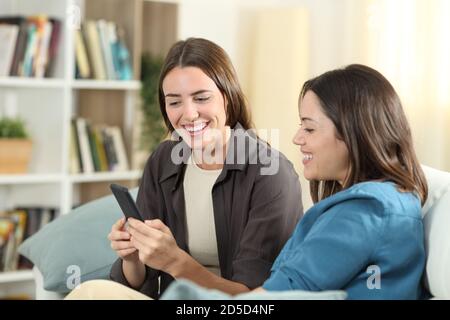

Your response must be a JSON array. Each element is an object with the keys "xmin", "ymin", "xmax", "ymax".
[
  {"xmin": 0, "ymin": 270, "xmax": 34, "ymax": 283},
  {"xmin": 0, "ymin": 78, "xmax": 66, "ymax": 89},
  {"xmin": 0, "ymin": 0, "xmax": 179, "ymax": 299}
]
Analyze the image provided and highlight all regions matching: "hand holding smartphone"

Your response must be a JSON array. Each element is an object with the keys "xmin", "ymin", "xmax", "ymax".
[{"xmin": 110, "ymin": 183, "xmax": 143, "ymax": 221}]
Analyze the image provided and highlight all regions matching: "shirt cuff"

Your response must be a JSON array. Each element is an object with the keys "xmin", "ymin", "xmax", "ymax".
[{"xmin": 262, "ymin": 270, "xmax": 294, "ymax": 291}]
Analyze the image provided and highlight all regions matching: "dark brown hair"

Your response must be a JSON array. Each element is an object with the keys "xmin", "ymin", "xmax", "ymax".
[
  {"xmin": 158, "ymin": 38, "xmax": 253, "ymax": 132},
  {"xmin": 300, "ymin": 64, "xmax": 428, "ymax": 205}
]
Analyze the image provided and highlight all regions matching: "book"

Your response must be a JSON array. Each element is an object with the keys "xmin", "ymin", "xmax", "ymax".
[
  {"xmin": 86, "ymin": 122, "xmax": 101, "ymax": 172},
  {"xmin": 74, "ymin": 28, "xmax": 91, "ymax": 79},
  {"xmin": 97, "ymin": 19, "xmax": 116, "ymax": 80},
  {"xmin": 27, "ymin": 15, "xmax": 51, "ymax": 78},
  {"xmin": 21, "ymin": 22, "xmax": 37, "ymax": 76},
  {"xmin": 34, "ymin": 19, "xmax": 52, "ymax": 78},
  {"xmin": 71, "ymin": 119, "xmax": 83, "ymax": 173},
  {"xmin": 0, "ymin": 207, "xmax": 58, "ymax": 271},
  {"xmin": 93, "ymin": 126, "xmax": 109, "ymax": 171},
  {"xmin": 75, "ymin": 118, "xmax": 94, "ymax": 173},
  {"xmin": 107, "ymin": 21, "xmax": 121, "ymax": 80},
  {"xmin": 9, "ymin": 210, "xmax": 27, "ymax": 271},
  {"xmin": 44, "ymin": 18, "xmax": 61, "ymax": 77},
  {"xmin": 69, "ymin": 119, "xmax": 81, "ymax": 174},
  {"xmin": 21, "ymin": 208, "xmax": 39, "ymax": 240},
  {"xmin": 102, "ymin": 127, "xmax": 119, "ymax": 171},
  {"xmin": 0, "ymin": 216, "xmax": 15, "ymax": 271},
  {"xmin": 39, "ymin": 208, "xmax": 54, "ymax": 230},
  {"xmin": 0, "ymin": 16, "xmax": 27, "ymax": 76},
  {"xmin": 0, "ymin": 24, "xmax": 19, "ymax": 77},
  {"xmin": 107, "ymin": 126, "xmax": 129, "ymax": 171},
  {"xmin": 84, "ymin": 20, "xmax": 107, "ymax": 80},
  {"xmin": 70, "ymin": 119, "xmax": 132, "ymax": 173}
]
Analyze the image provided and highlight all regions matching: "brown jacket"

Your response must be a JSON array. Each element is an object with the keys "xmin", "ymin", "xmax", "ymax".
[{"xmin": 110, "ymin": 125, "xmax": 303, "ymax": 298}]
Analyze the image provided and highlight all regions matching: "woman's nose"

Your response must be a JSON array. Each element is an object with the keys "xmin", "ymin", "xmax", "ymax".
[
  {"xmin": 183, "ymin": 102, "xmax": 199, "ymax": 121},
  {"xmin": 292, "ymin": 129, "xmax": 305, "ymax": 146}
]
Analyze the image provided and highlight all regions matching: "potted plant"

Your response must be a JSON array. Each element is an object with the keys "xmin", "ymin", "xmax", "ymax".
[
  {"xmin": 140, "ymin": 53, "xmax": 166, "ymax": 152},
  {"xmin": 132, "ymin": 53, "xmax": 167, "ymax": 169},
  {"xmin": 0, "ymin": 117, "xmax": 32, "ymax": 174}
]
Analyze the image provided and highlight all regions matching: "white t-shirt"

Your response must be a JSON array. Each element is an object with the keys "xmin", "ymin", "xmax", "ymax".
[{"xmin": 183, "ymin": 155, "xmax": 222, "ymax": 276}]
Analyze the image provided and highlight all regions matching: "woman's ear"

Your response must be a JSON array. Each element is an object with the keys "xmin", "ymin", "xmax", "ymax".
[
  {"xmin": 223, "ymin": 93, "xmax": 229, "ymax": 119},
  {"xmin": 223, "ymin": 93, "xmax": 228, "ymax": 109}
]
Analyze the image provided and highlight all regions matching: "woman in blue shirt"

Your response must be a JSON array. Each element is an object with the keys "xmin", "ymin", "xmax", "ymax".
[{"xmin": 262, "ymin": 64, "xmax": 428, "ymax": 299}]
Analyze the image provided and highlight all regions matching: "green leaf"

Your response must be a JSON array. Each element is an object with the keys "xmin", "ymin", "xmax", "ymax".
[
  {"xmin": 0, "ymin": 117, "xmax": 29, "ymax": 138},
  {"xmin": 140, "ymin": 53, "xmax": 166, "ymax": 152}
]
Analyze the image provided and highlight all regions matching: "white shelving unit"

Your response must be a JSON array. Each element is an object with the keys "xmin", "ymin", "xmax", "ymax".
[
  {"xmin": 71, "ymin": 79, "xmax": 141, "ymax": 90},
  {"xmin": 0, "ymin": 174, "xmax": 63, "ymax": 185},
  {"xmin": 0, "ymin": 0, "xmax": 278, "ymax": 301},
  {"xmin": 0, "ymin": 0, "xmax": 182, "ymax": 299},
  {"xmin": 0, "ymin": 270, "xmax": 35, "ymax": 300},
  {"xmin": 0, "ymin": 270, "xmax": 34, "ymax": 283},
  {"xmin": 0, "ymin": 77, "xmax": 66, "ymax": 89},
  {"xmin": 69, "ymin": 170, "xmax": 142, "ymax": 183}
]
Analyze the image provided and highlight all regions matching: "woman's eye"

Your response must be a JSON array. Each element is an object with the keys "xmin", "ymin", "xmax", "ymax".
[
  {"xmin": 168, "ymin": 101, "xmax": 181, "ymax": 106},
  {"xmin": 195, "ymin": 96, "xmax": 210, "ymax": 102},
  {"xmin": 300, "ymin": 123, "xmax": 314, "ymax": 133}
]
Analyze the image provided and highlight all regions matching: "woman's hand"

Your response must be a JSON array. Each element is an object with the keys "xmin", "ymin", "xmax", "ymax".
[
  {"xmin": 127, "ymin": 218, "xmax": 184, "ymax": 273},
  {"xmin": 108, "ymin": 217, "xmax": 139, "ymax": 262}
]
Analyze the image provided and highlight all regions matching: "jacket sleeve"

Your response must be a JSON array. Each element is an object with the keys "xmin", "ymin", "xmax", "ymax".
[
  {"xmin": 231, "ymin": 155, "xmax": 304, "ymax": 289},
  {"xmin": 262, "ymin": 198, "xmax": 385, "ymax": 291},
  {"xmin": 109, "ymin": 149, "xmax": 164, "ymax": 299}
]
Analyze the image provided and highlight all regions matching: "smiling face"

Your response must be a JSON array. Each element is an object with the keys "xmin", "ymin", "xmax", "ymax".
[
  {"xmin": 292, "ymin": 90, "xmax": 350, "ymax": 184},
  {"xmin": 163, "ymin": 66, "xmax": 229, "ymax": 152}
]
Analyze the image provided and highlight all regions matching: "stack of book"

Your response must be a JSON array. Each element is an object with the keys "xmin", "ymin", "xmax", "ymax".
[
  {"xmin": 0, "ymin": 207, "xmax": 57, "ymax": 272},
  {"xmin": 70, "ymin": 117, "xmax": 130, "ymax": 174},
  {"xmin": 0, "ymin": 15, "xmax": 61, "ymax": 78},
  {"xmin": 75, "ymin": 19, "xmax": 133, "ymax": 80}
]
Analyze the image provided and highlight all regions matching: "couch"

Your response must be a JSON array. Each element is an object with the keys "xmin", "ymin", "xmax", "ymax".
[
  {"xmin": 421, "ymin": 165, "xmax": 450, "ymax": 299},
  {"xmin": 19, "ymin": 165, "xmax": 450, "ymax": 299}
]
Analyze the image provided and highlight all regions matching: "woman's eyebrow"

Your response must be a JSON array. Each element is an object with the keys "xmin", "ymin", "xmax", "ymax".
[
  {"xmin": 165, "ymin": 90, "xmax": 213, "ymax": 98},
  {"xmin": 165, "ymin": 93, "xmax": 181, "ymax": 98},
  {"xmin": 190, "ymin": 90, "xmax": 213, "ymax": 96},
  {"xmin": 301, "ymin": 117, "xmax": 318, "ymax": 123}
]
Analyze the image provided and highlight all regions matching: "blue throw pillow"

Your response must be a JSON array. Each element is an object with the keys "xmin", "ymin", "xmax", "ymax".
[{"xmin": 18, "ymin": 188, "xmax": 138, "ymax": 293}]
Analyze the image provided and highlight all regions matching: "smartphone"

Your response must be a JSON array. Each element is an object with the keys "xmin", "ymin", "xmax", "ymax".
[{"xmin": 110, "ymin": 183, "xmax": 143, "ymax": 221}]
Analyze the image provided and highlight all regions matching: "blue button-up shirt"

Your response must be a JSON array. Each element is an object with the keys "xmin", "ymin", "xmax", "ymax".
[{"xmin": 263, "ymin": 181, "xmax": 425, "ymax": 299}]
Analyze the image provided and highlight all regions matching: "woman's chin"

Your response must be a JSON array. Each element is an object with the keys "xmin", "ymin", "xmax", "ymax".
[
  {"xmin": 303, "ymin": 171, "xmax": 315, "ymax": 181},
  {"xmin": 187, "ymin": 139, "xmax": 219, "ymax": 155}
]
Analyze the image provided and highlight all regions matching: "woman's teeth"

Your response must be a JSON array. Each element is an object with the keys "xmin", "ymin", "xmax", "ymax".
[
  {"xmin": 303, "ymin": 154, "xmax": 313, "ymax": 161},
  {"xmin": 185, "ymin": 123, "xmax": 207, "ymax": 132}
]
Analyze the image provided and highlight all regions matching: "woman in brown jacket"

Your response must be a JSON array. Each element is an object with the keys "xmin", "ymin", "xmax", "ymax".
[{"xmin": 68, "ymin": 38, "xmax": 303, "ymax": 300}]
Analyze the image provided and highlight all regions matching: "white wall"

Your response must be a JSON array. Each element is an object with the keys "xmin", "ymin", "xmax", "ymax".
[
  {"xmin": 160, "ymin": 0, "xmax": 450, "ymax": 211},
  {"xmin": 177, "ymin": 0, "xmax": 239, "ymax": 62}
]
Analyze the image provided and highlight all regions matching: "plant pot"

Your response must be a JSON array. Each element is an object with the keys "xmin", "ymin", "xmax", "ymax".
[{"xmin": 0, "ymin": 139, "xmax": 33, "ymax": 174}]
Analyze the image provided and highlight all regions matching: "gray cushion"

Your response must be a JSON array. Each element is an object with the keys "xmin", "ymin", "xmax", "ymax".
[
  {"xmin": 18, "ymin": 188, "xmax": 138, "ymax": 293},
  {"xmin": 161, "ymin": 279, "xmax": 347, "ymax": 300}
]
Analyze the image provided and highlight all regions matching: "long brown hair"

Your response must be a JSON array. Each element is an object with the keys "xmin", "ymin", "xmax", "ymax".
[
  {"xmin": 158, "ymin": 38, "xmax": 253, "ymax": 132},
  {"xmin": 300, "ymin": 64, "xmax": 428, "ymax": 205}
]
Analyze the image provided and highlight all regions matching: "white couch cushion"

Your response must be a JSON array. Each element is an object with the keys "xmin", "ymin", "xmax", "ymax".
[{"xmin": 421, "ymin": 165, "xmax": 450, "ymax": 299}]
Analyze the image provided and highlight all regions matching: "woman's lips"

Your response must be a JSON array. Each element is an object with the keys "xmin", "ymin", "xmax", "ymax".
[
  {"xmin": 182, "ymin": 122, "xmax": 209, "ymax": 136},
  {"xmin": 302, "ymin": 153, "xmax": 313, "ymax": 165}
]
